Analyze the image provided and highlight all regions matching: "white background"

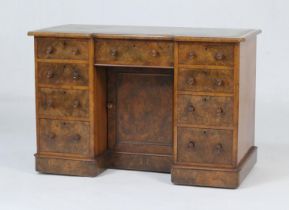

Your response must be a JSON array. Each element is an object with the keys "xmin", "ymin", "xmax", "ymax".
[{"xmin": 0, "ymin": 0, "xmax": 289, "ymax": 209}]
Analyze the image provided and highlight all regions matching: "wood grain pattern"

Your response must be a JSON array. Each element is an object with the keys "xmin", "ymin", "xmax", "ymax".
[
  {"xmin": 177, "ymin": 94, "xmax": 233, "ymax": 127},
  {"xmin": 90, "ymin": 40, "xmax": 108, "ymax": 157},
  {"xmin": 237, "ymin": 37, "xmax": 257, "ymax": 163},
  {"xmin": 171, "ymin": 146, "xmax": 257, "ymax": 188},
  {"xmin": 178, "ymin": 43, "xmax": 234, "ymax": 66},
  {"xmin": 178, "ymin": 68, "xmax": 233, "ymax": 93},
  {"xmin": 37, "ymin": 38, "xmax": 88, "ymax": 60},
  {"xmin": 35, "ymin": 155, "xmax": 105, "ymax": 177},
  {"xmin": 177, "ymin": 127, "xmax": 233, "ymax": 165},
  {"xmin": 109, "ymin": 152, "xmax": 172, "ymax": 173},
  {"xmin": 173, "ymin": 41, "xmax": 179, "ymax": 163},
  {"xmin": 116, "ymin": 72, "xmax": 172, "ymax": 145},
  {"xmin": 39, "ymin": 119, "xmax": 90, "ymax": 156},
  {"xmin": 95, "ymin": 39, "xmax": 173, "ymax": 67},
  {"xmin": 38, "ymin": 88, "xmax": 89, "ymax": 119},
  {"xmin": 107, "ymin": 68, "xmax": 173, "ymax": 162},
  {"xmin": 38, "ymin": 62, "xmax": 88, "ymax": 86}
]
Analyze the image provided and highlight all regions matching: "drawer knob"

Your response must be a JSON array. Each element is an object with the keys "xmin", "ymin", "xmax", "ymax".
[
  {"xmin": 59, "ymin": 40, "xmax": 66, "ymax": 48},
  {"xmin": 47, "ymin": 132, "xmax": 56, "ymax": 140},
  {"xmin": 72, "ymin": 70, "xmax": 80, "ymax": 80},
  {"xmin": 46, "ymin": 46, "xmax": 54, "ymax": 55},
  {"xmin": 215, "ymin": 143, "xmax": 223, "ymax": 154},
  {"xmin": 215, "ymin": 79, "xmax": 224, "ymax": 86},
  {"xmin": 46, "ymin": 70, "xmax": 54, "ymax": 79},
  {"xmin": 46, "ymin": 99, "xmax": 53, "ymax": 108},
  {"xmin": 110, "ymin": 49, "xmax": 118, "ymax": 57},
  {"xmin": 187, "ymin": 141, "xmax": 196, "ymax": 149},
  {"xmin": 216, "ymin": 107, "xmax": 224, "ymax": 114},
  {"xmin": 186, "ymin": 77, "xmax": 195, "ymax": 85},
  {"xmin": 71, "ymin": 134, "xmax": 81, "ymax": 142},
  {"xmin": 73, "ymin": 100, "xmax": 80, "ymax": 108},
  {"xmin": 187, "ymin": 104, "xmax": 195, "ymax": 112},
  {"xmin": 202, "ymin": 96, "xmax": 209, "ymax": 102},
  {"xmin": 107, "ymin": 102, "xmax": 113, "ymax": 109},
  {"xmin": 72, "ymin": 48, "xmax": 80, "ymax": 55},
  {"xmin": 215, "ymin": 52, "xmax": 225, "ymax": 60},
  {"xmin": 188, "ymin": 51, "xmax": 196, "ymax": 59},
  {"xmin": 151, "ymin": 49, "xmax": 158, "ymax": 57}
]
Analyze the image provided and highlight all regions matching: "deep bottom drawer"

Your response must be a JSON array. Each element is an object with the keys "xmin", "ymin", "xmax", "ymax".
[
  {"xmin": 177, "ymin": 127, "xmax": 233, "ymax": 165},
  {"xmin": 39, "ymin": 119, "xmax": 90, "ymax": 156}
]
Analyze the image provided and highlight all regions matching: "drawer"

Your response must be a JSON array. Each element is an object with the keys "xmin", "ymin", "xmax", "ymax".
[
  {"xmin": 178, "ymin": 68, "xmax": 233, "ymax": 93},
  {"xmin": 177, "ymin": 127, "xmax": 233, "ymax": 165},
  {"xmin": 37, "ymin": 38, "xmax": 89, "ymax": 60},
  {"xmin": 39, "ymin": 119, "xmax": 90, "ymax": 156},
  {"xmin": 38, "ymin": 88, "xmax": 89, "ymax": 119},
  {"xmin": 179, "ymin": 43, "xmax": 234, "ymax": 66},
  {"xmin": 38, "ymin": 63, "xmax": 88, "ymax": 86},
  {"xmin": 177, "ymin": 95, "xmax": 233, "ymax": 127},
  {"xmin": 95, "ymin": 39, "xmax": 174, "ymax": 67}
]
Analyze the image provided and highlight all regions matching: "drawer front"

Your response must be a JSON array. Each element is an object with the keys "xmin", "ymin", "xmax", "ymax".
[
  {"xmin": 37, "ymin": 38, "xmax": 89, "ymax": 60},
  {"xmin": 39, "ymin": 119, "xmax": 90, "ymax": 156},
  {"xmin": 177, "ymin": 127, "xmax": 233, "ymax": 165},
  {"xmin": 95, "ymin": 39, "xmax": 174, "ymax": 67},
  {"xmin": 178, "ymin": 68, "xmax": 233, "ymax": 93},
  {"xmin": 38, "ymin": 88, "xmax": 89, "ymax": 119},
  {"xmin": 177, "ymin": 95, "xmax": 233, "ymax": 127},
  {"xmin": 38, "ymin": 63, "xmax": 88, "ymax": 86},
  {"xmin": 179, "ymin": 43, "xmax": 234, "ymax": 66}
]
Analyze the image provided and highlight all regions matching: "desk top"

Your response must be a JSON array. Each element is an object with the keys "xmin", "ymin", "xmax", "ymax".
[{"xmin": 28, "ymin": 24, "xmax": 261, "ymax": 42}]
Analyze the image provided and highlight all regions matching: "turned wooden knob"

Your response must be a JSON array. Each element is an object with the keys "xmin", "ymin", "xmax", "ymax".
[
  {"xmin": 46, "ymin": 99, "xmax": 53, "ymax": 108},
  {"xmin": 186, "ymin": 77, "xmax": 195, "ymax": 85},
  {"xmin": 47, "ymin": 132, "xmax": 56, "ymax": 140},
  {"xmin": 107, "ymin": 103, "xmax": 113, "ymax": 109},
  {"xmin": 202, "ymin": 96, "xmax": 209, "ymax": 102},
  {"xmin": 72, "ymin": 48, "xmax": 80, "ymax": 55},
  {"xmin": 215, "ymin": 52, "xmax": 225, "ymax": 60},
  {"xmin": 215, "ymin": 79, "xmax": 223, "ymax": 86},
  {"xmin": 111, "ymin": 49, "xmax": 118, "ymax": 57},
  {"xmin": 215, "ymin": 143, "xmax": 223, "ymax": 154},
  {"xmin": 187, "ymin": 104, "xmax": 195, "ymax": 112},
  {"xmin": 73, "ymin": 100, "xmax": 80, "ymax": 108},
  {"xmin": 59, "ymin": 40, "xmax": 66, "ymax": 48},
  {"xmin": 72, "ymin": 70, "xmax": 80, "ymax": 80},
  {"xmin": 151, "ymin": 49, "xmax": 158, "ymax": 57},
  {"xmin": 46, "ymin": 70, "xmax": 54, "ymax": 79},
  {"xmin": 46, "ymin": 46, "xmax": 54, "ymax": 55},
  {"xmin": 71, "ymin": 134, "xmax": 81, "ymax": 142},
  {"xmin": 188, "ymin": 51, "xmax": 196, "ymax": 59},
  {"xmin": 216, "ymin": 107, "xmax": 223, "ymax": 114},
  {"xmin": 187, "ymin": 141, "xmax": 196, "ymax": 149}
]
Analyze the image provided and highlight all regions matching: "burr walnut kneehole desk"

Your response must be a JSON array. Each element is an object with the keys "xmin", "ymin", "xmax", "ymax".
[{"xmin": 28, "ymin": 25, "xmax": 261, "ymax": 188}]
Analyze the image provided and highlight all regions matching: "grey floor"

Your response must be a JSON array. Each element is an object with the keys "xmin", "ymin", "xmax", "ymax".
[{"xmin": 0, "ymin": 97, "xmax": 288, "ymax": 210}]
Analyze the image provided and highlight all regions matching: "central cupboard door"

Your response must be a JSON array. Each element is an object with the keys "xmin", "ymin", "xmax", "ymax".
[{"xmin": 107, "ymin": 68, "xmax": 173, "ymax": 171}]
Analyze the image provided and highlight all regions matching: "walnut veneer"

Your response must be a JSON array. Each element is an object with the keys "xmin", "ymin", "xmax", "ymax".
[{"xmin": 28, "ymin": 24, "xmax": 261, "ymax": 188}]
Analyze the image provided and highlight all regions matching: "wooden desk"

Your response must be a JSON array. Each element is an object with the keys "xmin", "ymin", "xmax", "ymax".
[{"xmin": 28, "ymin": 25, "xmax": 261, "ymax": 188}]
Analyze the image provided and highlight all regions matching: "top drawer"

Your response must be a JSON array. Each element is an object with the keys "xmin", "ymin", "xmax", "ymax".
[
  {"xmin": 178, "ymin": 43, "xmax": 234, "ymax": 66},
  {"xmin": 37, "ymin": 38, "xmax": 89, "ymax": 60},
  {"xmin": 95, "ymin": 39, "xmax": 174, "ymax": 67}
]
